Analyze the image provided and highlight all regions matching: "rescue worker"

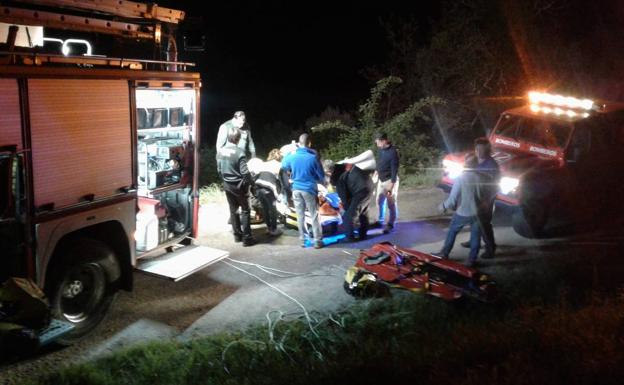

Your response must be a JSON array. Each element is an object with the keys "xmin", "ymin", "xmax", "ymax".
[
  {"xmin": 216, "ymin": 110, "xmax": 256, "ymax": 159},
  {"xmin": 460, "ymin": 137, "xmax": 500, "ymax": 259},
  {"xmin": 217, "ymin": 126, "xmax": 256, "ymax": 246},
  {"xmin": 324, "ymin": 160, "xmax": 373, "ymax": 242},
  {"xmin": 248, "ymin": 156, "xmax": 283, "ymax": 237},
  {"xmin": 374, "ymin": 132, "xmax": 399, "ymax": 234},
  {"xmin": 281, "ymin": 133, "xmax": 325, "ymax": 249},
  {"xmin": 433, "ymin": 154, "xmax": 486, "ymax": 267}
]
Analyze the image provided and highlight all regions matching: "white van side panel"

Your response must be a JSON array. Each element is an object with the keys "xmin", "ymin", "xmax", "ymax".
[
  {"xmin": 28, "ymin": 79, "xmax": 132, "ymax": 208},
  {"xmin": 0, "ymin": 79, "xmax": 22, "ymax": 150}
]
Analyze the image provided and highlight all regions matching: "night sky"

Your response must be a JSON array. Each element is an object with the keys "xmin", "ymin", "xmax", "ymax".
[{"xmin": 158, "ymin": 1, "xmax": 435, "ymax": 140}]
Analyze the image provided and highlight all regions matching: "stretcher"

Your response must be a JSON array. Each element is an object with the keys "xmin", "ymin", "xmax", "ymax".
[{"xmin": 345, "ymin": 242, "xmax": 497, "ymax": 302}]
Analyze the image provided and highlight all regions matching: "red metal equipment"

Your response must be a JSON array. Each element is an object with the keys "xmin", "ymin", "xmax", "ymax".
[{"xmin": 347, "ymin": 242, "xmax": 497, "ymax": 302}]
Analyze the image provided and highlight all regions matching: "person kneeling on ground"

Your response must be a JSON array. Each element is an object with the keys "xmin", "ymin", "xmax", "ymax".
[
  {"xmin": 324, "ymin": 160, "xmax": 373, "ymax": 242},
  {"xmin": 432, "ymin": 154, "xmax": 487, "ymax": 267}
]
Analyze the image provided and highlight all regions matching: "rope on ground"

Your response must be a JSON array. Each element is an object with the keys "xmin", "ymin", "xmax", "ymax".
[
  {"xmin": 225, "ymin": 257, "xmax": 343, "ymax": 278},
  {"xmin": 226, "ymin": 257, "xmax": 308, "ymax": 277},
  {"xmin": 221, "ymin": 260, "xmax": 320, "ymax": 339}
]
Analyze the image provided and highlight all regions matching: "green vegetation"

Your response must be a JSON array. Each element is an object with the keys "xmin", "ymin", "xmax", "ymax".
[
  {"xmin": 312, "ymin": 76, "xmax": 443, "ymax": 188},
  {"xmin": 198, "ymin": 146, "xmax": 218, "ymax": 187},
  {"xmin": 199, "ymin": 184, "xmax": 225, "ymax": 205}
]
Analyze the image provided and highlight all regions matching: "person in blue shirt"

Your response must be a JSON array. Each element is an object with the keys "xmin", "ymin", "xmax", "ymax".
[{"xmin": 281, "ymin": 134, "xmax": 325, "ymax": 248}]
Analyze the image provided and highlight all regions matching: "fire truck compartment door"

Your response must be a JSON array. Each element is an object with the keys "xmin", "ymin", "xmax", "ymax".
[
  {"xmin": 136, "ymin": 245, "xmax": 229, "ymax": 281},
  {"xmin": 28, "ymin": 79, "xmax": 132, "ymax": 209}
]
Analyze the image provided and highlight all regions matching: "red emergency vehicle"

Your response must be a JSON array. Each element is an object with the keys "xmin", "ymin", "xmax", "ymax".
[
  {"xmin": 0, "ymin": 1, "xmax": 227, "ymax": 343},
  {"xmin": 440, "ymin": 91, "xmax": 624, "ymax": 237}
]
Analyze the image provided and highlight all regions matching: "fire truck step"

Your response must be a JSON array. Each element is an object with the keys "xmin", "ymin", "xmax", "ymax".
[{"xmin": 136, "ymin": 245, "xmax": 229, "ymax": 282}]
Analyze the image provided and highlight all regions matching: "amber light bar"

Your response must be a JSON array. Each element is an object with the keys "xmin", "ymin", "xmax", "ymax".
[{"xmin": 528, "ymin": 91, "xmax": 594, "ymax": 118}]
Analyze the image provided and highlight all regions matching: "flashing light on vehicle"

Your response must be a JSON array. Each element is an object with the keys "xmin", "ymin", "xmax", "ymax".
[
  {"xmin": 443, "ymin": 159, "xmax": 464, "ymax": 180},
  {"xmin": 530, "ymin": 103, "xmax": 591, "ymax": 118},
  {"xmin": 499, "ymin": 176, "xmax": 519, "ymax": 195},
  {"xmin": 528, "ymin": 91, "xmax": 594, "ymax": 111}
]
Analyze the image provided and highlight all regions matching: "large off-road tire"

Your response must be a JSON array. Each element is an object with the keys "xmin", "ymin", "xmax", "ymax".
[
  {"xmin": 46, "ymin": 238, "xmax": 120, "ymax": 345},
  {"xmin": 511, "ymin": 171, "xmax": 554, "ymax": 238},
  {"xmin": 512, "ymin": 205, "xmax": 546, "ymax": 238}
]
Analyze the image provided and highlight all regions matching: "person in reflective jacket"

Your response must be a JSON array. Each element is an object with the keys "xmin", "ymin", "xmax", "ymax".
[{"xmin": 216, "ymin": 110, "xmax": 256, "ymax": 159}]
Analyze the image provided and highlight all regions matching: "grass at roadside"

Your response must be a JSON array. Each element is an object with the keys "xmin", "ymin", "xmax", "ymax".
[
  {"xmin": 399, "ymin": 167, "xmax": 442, "ymax": 189},
  {"xmin": 199, "ymin": 183, "xmax": 225, "ymax": 205},
  {"xmin": 29, "ymin": 254, "xmax": 624, "ymax": 385}
]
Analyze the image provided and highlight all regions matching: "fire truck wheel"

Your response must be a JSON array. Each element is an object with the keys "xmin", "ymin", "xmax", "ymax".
[
  {"xmin": 47, "ymin": 238, "xmax": 120, "ymax": 345},
  {"xmin": 512, "ymin": 201, "xmax": 548, "ymax": 238}
]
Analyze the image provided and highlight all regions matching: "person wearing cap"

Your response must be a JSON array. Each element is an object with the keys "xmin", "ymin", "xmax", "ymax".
[
  {"xmin": 374, "ymin": 132, "xmax": 400, "ymax": 234},
  {"xmin": 216, "ymin": 110, "xmax": 256, "ymax": 159},
  {"xmin": 324, "ymin": 160, "xmax": 373, "ymax": 242}
]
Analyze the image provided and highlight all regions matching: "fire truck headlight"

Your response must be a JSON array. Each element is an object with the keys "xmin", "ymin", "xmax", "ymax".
[
  {"xmin": 443, "ymin": 159, "xmax": 463, "ymax": 179},
  {"xmin": 500, "ymin": 177, "xmax": 519, "ymax": 195}
]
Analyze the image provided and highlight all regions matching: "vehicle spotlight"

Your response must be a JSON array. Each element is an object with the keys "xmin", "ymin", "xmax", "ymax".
[
  {"xmin": 500, "ymin": 176, "xmax": 519, "ymax": 195},
  {"xmin": 443, "ymin": 159, "xmax": 463, "ymax": 180}
]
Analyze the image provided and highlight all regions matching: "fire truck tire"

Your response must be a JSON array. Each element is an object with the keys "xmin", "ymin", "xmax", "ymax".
[
  {"xmin": 46, "ymin": 238, "xmax": 120, "ymax": 345},
  {"xmin": 512, "ymin": 202, "xmax": 548, "ymax": 238}
]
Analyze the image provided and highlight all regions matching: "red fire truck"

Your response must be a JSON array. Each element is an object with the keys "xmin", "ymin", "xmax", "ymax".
[
  {"xmin": 440, "ymin": 91, "xmax": 624, "ymax": 238},
  {"xmin": 0, "ymin": 1, "xmax": 227, "ymax": 343}
]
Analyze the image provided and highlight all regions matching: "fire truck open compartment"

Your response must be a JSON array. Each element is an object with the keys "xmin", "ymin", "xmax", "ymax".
[{"xmin": 135, "ymin": 88, "xmax": 196, "ymax": 253}]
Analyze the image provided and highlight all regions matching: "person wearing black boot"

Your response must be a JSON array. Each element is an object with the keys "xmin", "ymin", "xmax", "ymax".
[
  {"xmin": 217, "ymin": 127, "xmax": 256, "ymax": 246},
  {"xmin": 324, "ymin": 160, "xmax": 373, "ymax": 242}
]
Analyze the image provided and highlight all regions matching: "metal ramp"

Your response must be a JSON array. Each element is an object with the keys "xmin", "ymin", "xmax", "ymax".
[{"xmin": 137, "ymin": 245, "xmax": 229, "ymax": 281}]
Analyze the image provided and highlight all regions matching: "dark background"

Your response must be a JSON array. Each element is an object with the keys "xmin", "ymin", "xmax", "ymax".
[{"xmin": 158, "ymin": 1, "xmax": 438, "ymax": 146}]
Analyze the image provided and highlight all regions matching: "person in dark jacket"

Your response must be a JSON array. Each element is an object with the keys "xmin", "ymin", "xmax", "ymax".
[
  {"xmin": 216, "ymin": 111, "xmax": 256, "ymax": 159},
  {"xmin": 460, "ymin": 137, "xmax": 500, "ymax": 258},
  {"xmin": 474, "ymin": 137, "xmax": 499, "ymax": 259},
  {"xmin": 374, "ymin": 132, "xmax": 400, "ymax": 234},
  {"xmin": 253, "ymin": 165, "xmax": 282, "ymax": 237},
  {"xmin": 217, "ymin": 127, "xmax": 256, "ymax": 246},
  {"xmin": 324, "ymin": 160, "xmax": 374, "ymax": 241}
]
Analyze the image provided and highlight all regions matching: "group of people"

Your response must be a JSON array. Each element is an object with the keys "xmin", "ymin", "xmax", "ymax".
[
  {"xmin": 215, "ymin": 110, "xmax": 499, "ymax": 266},
  {"xmin": 215, "ymin": 110, "xmax": 401, "ymax": 248},
  {"xmin": 433, "ymin": 137, "xmax": 500, "ymax": 267}
]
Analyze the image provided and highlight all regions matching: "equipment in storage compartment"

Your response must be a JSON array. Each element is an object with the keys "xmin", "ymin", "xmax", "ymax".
[
  {"xmin": 135, "ymin": 189, "xmax": 192, "ymax": 251},
  {"xmin": 28, "ymin": 79, "xmax": 132, "ymax": 209},
  {"xmin": 150, "ymin": 108, "xmax": 169, "ymax": 128},
  {"xmin": 169, "ymin": 107, "xmax": 185, "ymax": 127},
  {"xmin": 137, "ymin": 107, "xmax": 185, "ymax": 129},
  {"xmin": 137, "ymin": 108, "xmax": 149, "ymax": 129}
]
